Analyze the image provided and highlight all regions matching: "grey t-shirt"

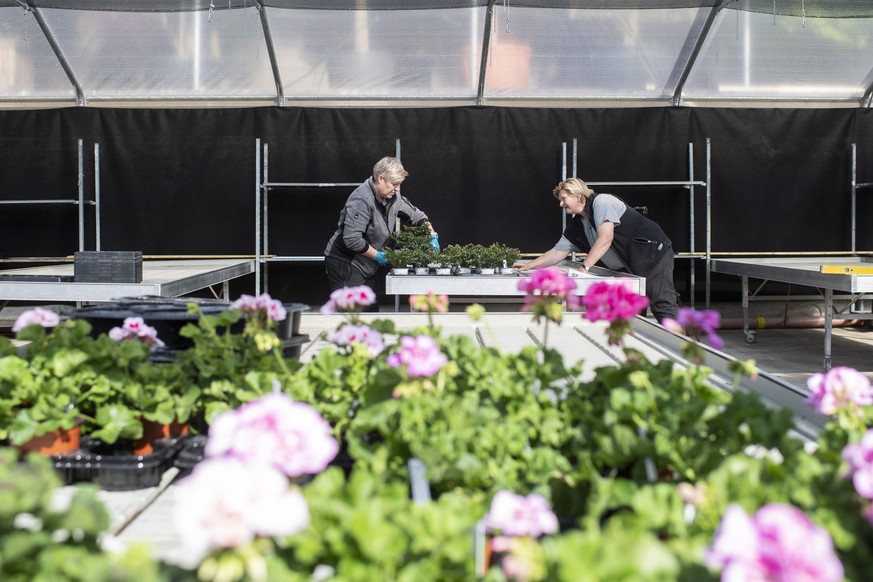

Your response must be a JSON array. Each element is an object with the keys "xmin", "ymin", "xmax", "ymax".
[{"xmin": 554, "ymin": 193, "xmax": 627, "ymax": 270}]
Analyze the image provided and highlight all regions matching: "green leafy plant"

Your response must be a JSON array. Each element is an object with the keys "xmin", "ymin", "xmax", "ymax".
[
  {"xmin": 0, "ymin": 448, "xmax": 170, "ymax": 581},
  {"xmin": 177, "ymin": 306, "xmax": 302, "ymax": 428}
]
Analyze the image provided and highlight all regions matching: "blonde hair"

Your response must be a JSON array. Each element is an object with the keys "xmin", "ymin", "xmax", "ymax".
[
  {"xmin": 373, "ymin": 156, "xmax": 408, "ymax": 184},
  {"xmin": 553, "ymin": 177, "xmax": 594, "ymax": 201}
]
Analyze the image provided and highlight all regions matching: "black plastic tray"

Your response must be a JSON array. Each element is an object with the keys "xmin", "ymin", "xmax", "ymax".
[{"xmin": 51, "ymin": 436, "xmax": 186, "ymax": 491}]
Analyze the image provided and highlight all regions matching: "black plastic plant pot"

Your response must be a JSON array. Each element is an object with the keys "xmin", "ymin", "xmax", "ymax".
[
  {"xmin": 283, "ymin": 334, "xmax": 310, "ymax": 359},
  {"xmin": 65, "ymin": 297, "xmax": 233, "ymax": 350},
  {"xmin": 276, "ymin": 303, "xmax": 309, "ymax": 340}
]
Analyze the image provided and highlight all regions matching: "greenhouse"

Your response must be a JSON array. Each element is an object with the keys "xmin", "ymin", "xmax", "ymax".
[{"xmin": 1, "ymin": 2, "xmax": 873, "ymax": 581}]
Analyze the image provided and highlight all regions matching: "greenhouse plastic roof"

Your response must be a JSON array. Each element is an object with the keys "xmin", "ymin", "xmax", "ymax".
[{"xmin": 1, "ymin": 0, "xmax": 872, "ymax": 108}]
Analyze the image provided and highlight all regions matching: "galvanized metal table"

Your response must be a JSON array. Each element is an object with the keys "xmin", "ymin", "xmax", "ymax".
[
  {"xmin": 710, "ymin": 257, "xmax": 873, "ymax": 370},
  {"xmin": 385, "ymin": 262, "xmax": 646, "ymax": 311},
  {"xmin": 0, "ymin": 259, "xmax": 255, "ymax": 303}
]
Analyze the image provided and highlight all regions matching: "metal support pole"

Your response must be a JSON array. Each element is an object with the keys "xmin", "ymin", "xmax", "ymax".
[
  {"xmin": 94, "ymin": 143, "xmax": 101, "ymax": 251},
  {"xmin": 824, "ymin": 288, "xmax": 833, "ymax": 371},
  {"xmin": 77, "ymin": 139, "xmax": 85, "ymax": 251},
  {"xmin": 851, "ymin": 143, "xmax": 857, "ymax": 254},
  {"xmin": 255, "ymin": 139, "xmax": 262, "ymax": 296},
  {"xmin": 705, "ymin": 137, "xmax": 712, "ymax": 309},
  {"xmin": 741, "ymin": 275, "xmax": 750, "ymax": 339},
  {"xmin": 263, "ymin": 142, "xmax": 270, "ymax": 295},
  {"xmin": 688, "ymin": 142, "xmax": 695, "ymax": 307}
]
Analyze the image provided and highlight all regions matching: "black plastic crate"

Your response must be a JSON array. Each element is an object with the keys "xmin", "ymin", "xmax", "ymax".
[{"xmin": 74, "ymin": 251, "xmax": 143, "ymax": 283}]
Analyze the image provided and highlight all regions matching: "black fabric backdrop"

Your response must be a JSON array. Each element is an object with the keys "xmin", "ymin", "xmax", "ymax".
[{"xmin": 1, "ymin": 106, "xmax": 871, "ymax": 306}]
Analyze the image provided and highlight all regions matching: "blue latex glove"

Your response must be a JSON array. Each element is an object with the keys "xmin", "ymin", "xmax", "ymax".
[
  {"xmin": 429, "ymin": 232, "xmax": 440, "ymax": 251},
  {"xmin": 374, "ymin": 250, "xmax": 389, "ymax": 266}
]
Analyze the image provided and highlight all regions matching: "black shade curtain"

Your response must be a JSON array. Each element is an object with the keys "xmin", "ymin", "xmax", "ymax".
[{"xmin": 0, "ymin": 106, "xmax": 870, "ymax": 303}]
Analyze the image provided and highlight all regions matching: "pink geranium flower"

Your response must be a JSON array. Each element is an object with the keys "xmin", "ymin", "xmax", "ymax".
[
  {"xmin": 329, "ymin": 324, "xmax": 385, "ymax": 358},
  {"xmin": 232, "ymin": 292, "xmax": 287, "ymax": 322},
  {"xmin": 108, "ymin": 316, "xmax": 165, "ymax": 349},
  {"xmin": 582, "ymin": 281, "xmax": 649, "ymax": 323},
  {"xmin": 386, "ymin": 334, "xmax": 447, "ymax": 378},
  {"xmin": 11, "ymin": 307, "xmax": 60, "ymax": 332},
  {"xmin": 517, "ymin": 267, "xmax": 580, "ymax": 326},
  {"xmin": 805, "ymin": 366, "xmax": 873, "ymax": 418},
  {"xmin": 205, "ymin": 392, "xmax": 338, "ymax": 478},
  {"xmin": 483, "ymin": 490, "xmax": 558, "ymax": 538},
  {"xmin": 320, "ymin": 285, "xmax": 376, "ymax": 314},
  {"xmin": 842, "ymin": 429, "xmax": 873, "ymax": 500},
  {"xmin": 173, "ymin": 457, "xmax": 309, "ymax": 564},
  {"xmin": 705, "ymin": 503, "xmax": 843, "ymax": 582}
]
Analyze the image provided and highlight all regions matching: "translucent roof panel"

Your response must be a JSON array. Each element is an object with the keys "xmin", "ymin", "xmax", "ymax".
[
  {"xmin": 683, "ymin": 7, "xmax": 873, "ymax": 103},
  {"xmin": 38, "ymin": 7, "xmax": 277, "ymax": 101},
  {"xmin": 266, "ymin": 7, "xmax": 481, "ymax": 99},
  {"xmin": 483, "ymin": 5, "xmax": 710, "ymax": 101},
  {"xmin": 0, "ymin": 7, "xmax": 76, "ymax": 100}
]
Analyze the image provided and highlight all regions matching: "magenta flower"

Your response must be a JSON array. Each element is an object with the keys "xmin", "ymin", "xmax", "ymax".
[
  {"xmin": 582, "ymin": 281, "xmax": 649, "ymax": 323},
  {"xmin": 842, "ymin": 429, "xmax": 873, "ymax": 499},
  {"xmin": 173, "ymin": 457, "xmax": 309, "ymax": 564},
  {"xmin": 232, "ymin": 292, "xmax": 287, "ymax": 322},
  {"xmin": 805, "ymin": 366, "xmax": 873, "ymax": 417},
  {"xmin": 108, "ymin": 316, "xmax": 165, "ymax": 349},
  {"xmin": 662, "ymin": 307, "xmax": 724, "ymax": 349},
  {"xmin": 320, "ymin": 285, "xmax": 376, "ymax": 314},
  {"xmin": 517, "ymin": 267, "xmax": 580, "ymax": 326},
  {"xmin": 386, "ymin": 334, "xmax": 447, "ymax": 378},
  {"xmin": 483, "ymin": 490, "xmax": 559, "ymax": 538},
  {"xmin": 12, "ymin": 307, "xmax": 60, "ymax": 332},
  {"xmin": 705, "ymin": 503, "xmax": 843, "ymax": 582},
  {"xmin": 329, "ymin": 324, "xmax": 385, "ymax": 358},
  {"xmin": 205, "ymin": 392, "xmax": 338, "ymax": 478},
  {"xmin": 517, "ymin": 267, "xmax": 578, "ymax": 297}
]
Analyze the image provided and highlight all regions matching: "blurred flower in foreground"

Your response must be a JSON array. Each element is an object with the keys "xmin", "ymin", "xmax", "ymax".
[
  {"xmin": 805, "ymin": 366, "xmax": 873, "ymax": 423},
  {"xmin": 205, "ymin": 392, "xmax": 338, "ymax": 478},
  {"xmin": 842, "ymin": 429, "xmax": 873, "ymax": 500},
  {"xmin": 489, "ymin": 535, "xmax": 546, "ymax": 582},
  {"xmin": 12, "ymin": 307, "xmax": 60, "ymax": 332},
  {"xmin": 662, "ymin": 307, "xmax": 724, "ymax": 350},
  {"xmin": 387, "ymin": 334, "xmax": 447, "ymax": 378},
  {"xmin": 108, "ymin": 316, "xmax": 165, "ymax": 349},
  {"xmin": 410, "ymin": 290, "xmax": 449, "ymax": 329},
  {"xmin": 484, "ymin": 490, "xmax": 558, "ymax": 538},
  {"xmin": 466, "ymin": 303, "xmax": 485, "ymax": 321},
  {"xmin": 232, "ymin": 292, "xmax": 287, "ymax": 323},
  {"xmin": 705, "ymin": 503, "xmax": 843, "ymax": 582},
  {"xmin": 517, "ymin": 267, "xmax": 580, "ymax": 325},
  {"xmin": 173, "ymin": 457, "xmax": 309, "ymax": 564},
  {"xmin": 319, "ymin": 285, "xmax": 376, "ymax": 315},
  {"xmin": 329, "ymin": 323, "xmax": 385, "ymax": 358},
  {"xmin": 409, "ymin": 291, "xmax": 449, "ymax": 313},
  {"xmin": 582, "ymin": 281, "xmax": 649, "ymax": 346}
]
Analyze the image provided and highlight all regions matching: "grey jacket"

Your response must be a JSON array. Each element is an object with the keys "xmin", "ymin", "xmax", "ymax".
[{"xmin": 324, "ymin": 177, "xmax": 430, "ymax": 278}]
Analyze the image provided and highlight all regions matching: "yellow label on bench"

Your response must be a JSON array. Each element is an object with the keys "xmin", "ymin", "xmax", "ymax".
[{"xmin": 820, "ymin": 265, "xmax": 873, "ymax": 275}]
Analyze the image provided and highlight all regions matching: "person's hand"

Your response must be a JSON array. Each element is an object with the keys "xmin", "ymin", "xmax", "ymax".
[
  {"xmin": 374, "ymin": 250, "xmax": 389, "ymax": 266},
  {"xmin": 429, "ymin": 232, "xmax": 440, "ymax": 251},
  {"xmin": 512, "ymin": 260, "xmax": 527, "ymax": 270}
]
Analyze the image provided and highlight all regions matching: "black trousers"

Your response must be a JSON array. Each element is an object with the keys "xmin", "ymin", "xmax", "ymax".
[
  {"xmin": 324, "ymin": 255, "xmax": 382, "ymax": 312},
  {"xmin": 645, "ymin": 249, "xmax": 680, "ymax": 323}
]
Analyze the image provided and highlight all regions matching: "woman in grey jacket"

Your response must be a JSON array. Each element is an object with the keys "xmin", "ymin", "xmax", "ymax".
[{"xmin": 324, "ymin": 156, "xmax": 438, "ymax": 297}]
